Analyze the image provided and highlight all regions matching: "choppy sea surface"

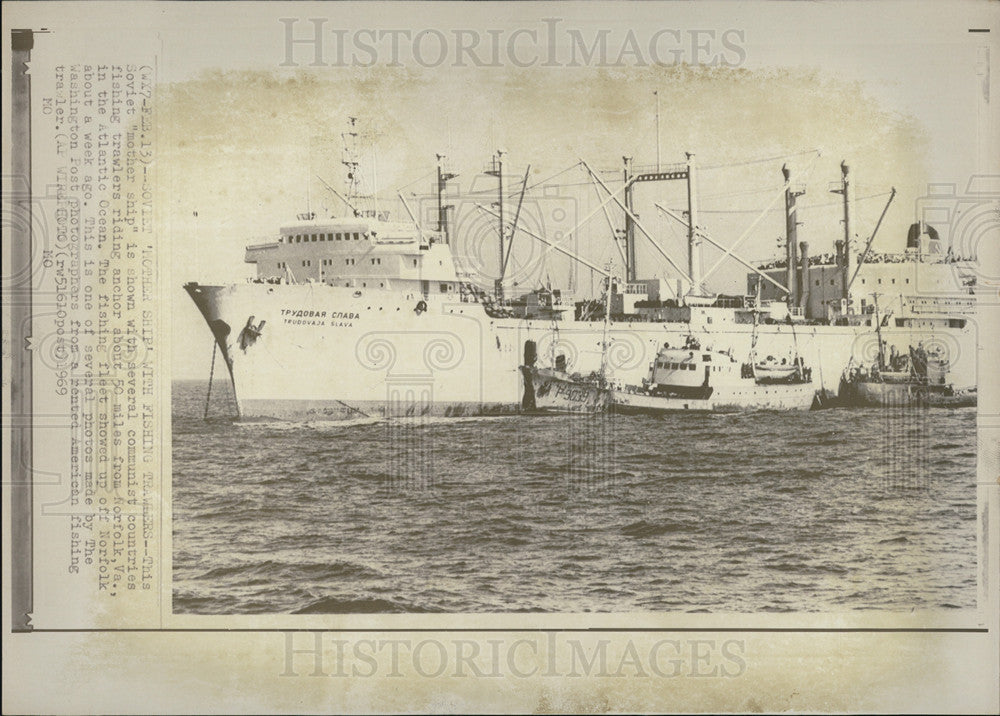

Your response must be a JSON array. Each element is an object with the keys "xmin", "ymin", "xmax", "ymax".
[{"xmin": 172, "ymin": 380, "xmax": 977, "ymax": 614}]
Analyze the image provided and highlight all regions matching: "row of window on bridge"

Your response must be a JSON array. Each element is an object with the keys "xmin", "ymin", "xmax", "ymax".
[{"xmin": 282, "ymin": 232, "xmax": 363, "ymax": 243}]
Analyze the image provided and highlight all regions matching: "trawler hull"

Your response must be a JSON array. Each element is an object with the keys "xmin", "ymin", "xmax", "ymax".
[
  {"xmin": 611, "ymin": 382, "xmax": 816, "ymax": 414},
  {"xmin": 185, "ymin": 281, "xmax": 977, "ymax": 420},
  {"xmin": 519, "ymin": 370, "xmax": 815, "ymax": 415},
  {"xmin": 840, "ymin": 380, "xmax": 928, "ymax": 408},
  {"xmin": 519, "ymin": 367, "xmax": 608, "ymax": 414},
  {"xmin": 839, "ymin": 380, "xmax": 977, "ymax": 408}
]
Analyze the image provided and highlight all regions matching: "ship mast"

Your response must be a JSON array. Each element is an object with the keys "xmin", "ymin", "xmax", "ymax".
[
  {"xmin": 610, "ymin": 152, "xmax": 697, "ymax": 291},
  {"xmin": 372, "ymin": 141, "xmax": 379, "ymax": 219},
  {"xmin": 501, "ymin": 165, "xmax": 531, "ymax": 283},
  {"xmin": 341, "ymin": 116, "xmax": 380, "ymax": 219},
  {"xmin": 847, "ymin": 187, "xmax": 897, "ymax": 291},
  {"xmin": 485, "ymin": 150, "xmax": 505, "ymax": 300},
  {"xmin": 788, "ymin": 314, "xmax": 802, "ymax": 377},
  {"xmin": 686, "ymin": 152, "xmax": 702, "ymax": 295},
  {"xmin": 622, "ymin": 156, "xmax": 636, "ymax": 283},
  {"xmin": 599, "ymin": 270, "xmax": 614, "ymax": 386},
  {"xmin": 436, "ymin": 154, "xmax": 457, "ymax": 243},
  {"xmin": 829, "ymin": 160, "xmax": 854, "ymax": 311},
  {"xmin": 654, "ymin": 91, "xmax": 661, "ymax": 171},
  {"xmin": 341, "ymin": 117, "xmax": 363, "ymax": 217},
  {"xmin": 872, "ymin": 292, "xmax": 886, "ymax": 371}
]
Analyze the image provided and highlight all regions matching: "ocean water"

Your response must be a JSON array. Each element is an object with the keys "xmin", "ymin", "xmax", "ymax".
[{"xmin": 172, "ymin": 380, "xmax": 978, "ymax": 614}]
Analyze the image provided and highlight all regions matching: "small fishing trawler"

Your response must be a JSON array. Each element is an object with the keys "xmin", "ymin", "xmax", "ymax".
[
  {"xmin": 519, "ymin": 343, "xmax": 610, "ymax": 414},
  {"xmin": 609, "ymin": 335, "xmax": 817, "ymax": 414},
  {"xmin": 839, "ymin": 296, "xmax": 976, "ymax": 408},
  {"xmin": 519, "ymin": 273, "xmax": 614, "ymax": 414},
  {"xmin": 520, "ymin": 283, "xmax": 817, "ymax": 414},
  {"xmin": 839, "ymin": 341, "xmax": 976, "ymax": 408}
]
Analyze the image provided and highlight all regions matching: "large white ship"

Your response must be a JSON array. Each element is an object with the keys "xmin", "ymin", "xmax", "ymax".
[{"xmin": 185, "ymin": 139, "xmax": 978, "ymax": 420}]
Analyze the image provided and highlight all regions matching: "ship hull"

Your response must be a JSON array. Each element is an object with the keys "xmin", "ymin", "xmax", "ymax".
[
  {"xmin": 519, "ymin": 367, "xmax": 608, "ymax": 414},
  {"xmin": 839, "ymin": 379, "xmax": 978, "ymax": 408},
  {"xmin": 185, "ymin": 282, "xmax": 977, "ymax": 420},
  {"xmin": 840, "ymin": 380, "xmax": 927, "ymax": 407},
  {"xmin": 186, "ymin": 282, "xmax": 525, "ymax": 420},
  {"xmin": 611, "ymin": 382, "xmax": 816, "ymax": 414}
]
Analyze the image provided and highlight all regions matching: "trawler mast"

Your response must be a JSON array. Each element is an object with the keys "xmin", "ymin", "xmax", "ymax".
[{"xmin": 435, "ymin": 154, "xmax": 457, "ymax": 244}]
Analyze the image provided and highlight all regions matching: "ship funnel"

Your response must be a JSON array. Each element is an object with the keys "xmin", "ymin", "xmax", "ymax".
[{"xmin": 782, "ymin": 163, "xmax": 805, "ymax": 306}]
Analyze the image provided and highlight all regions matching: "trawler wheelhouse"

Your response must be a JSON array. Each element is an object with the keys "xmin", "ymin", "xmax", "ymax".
[{"xmin": 648, "ymin": 346, "xmax": 742, "ymax": 388}]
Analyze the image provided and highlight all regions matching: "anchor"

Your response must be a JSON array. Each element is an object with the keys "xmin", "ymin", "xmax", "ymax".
[{"xmin": 238, "ymin": 315, "xmax": 266, "ymax": 351}]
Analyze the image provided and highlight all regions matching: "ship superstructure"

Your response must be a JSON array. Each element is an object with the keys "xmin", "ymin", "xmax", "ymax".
[{"xmin": 244, "ymin": 216, "xmax": 467, "ymax": 298}]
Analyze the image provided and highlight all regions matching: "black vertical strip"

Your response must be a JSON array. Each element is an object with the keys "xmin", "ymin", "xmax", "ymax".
[{"xmin": 11, "ymin": 28, "xmax": 34, "ymax": 633}]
